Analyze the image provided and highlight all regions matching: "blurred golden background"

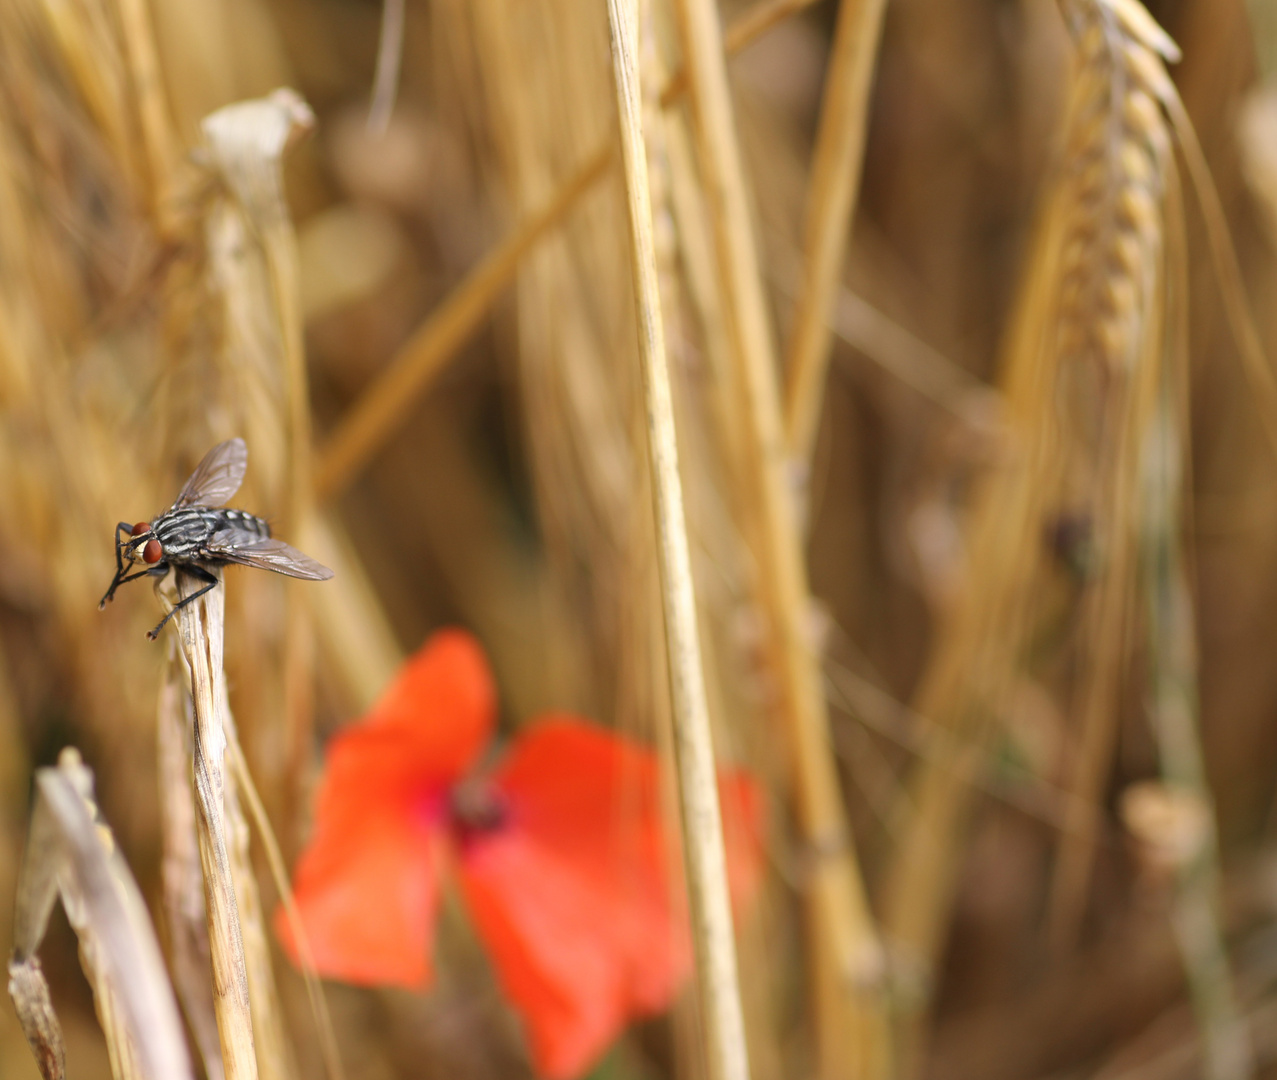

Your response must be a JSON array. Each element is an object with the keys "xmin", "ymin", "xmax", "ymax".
[{"xmin": 3, "ymin": 0, "xmax": 1277, "ymax": 1078}]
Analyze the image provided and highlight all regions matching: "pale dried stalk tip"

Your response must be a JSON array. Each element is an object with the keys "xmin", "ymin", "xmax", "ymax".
[{"xmin": 10, "ymin": 749, "xmax": 193, "ymax": 1080}]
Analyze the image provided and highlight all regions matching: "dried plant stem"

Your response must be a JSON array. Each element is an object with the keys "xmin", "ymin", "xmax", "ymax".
[
  {"xmin": 223, "ymin": 714, "xmax": 297, "ymax": 1080},
  {"xmin": 658, "ymin": 0, "xmax": 819, "ymax": 105},
  {"xmin": 158, "ymin": 652, "xmax": 226, "ymax": 1080},
  {"xmin": 667, "ymin": 0, "xmax": 886, "ymax": 1077},
  {"xmin": 605, "ymin": 2, "xmax": 750, "ymax": 1079},
  {"xmin": 201, "ymin": 88, "xmax": 322, "ymax": 855},
  {"xmin": 175, "ymin": 570, "xmax": 259, "ymax": 1080},
  {"xmin": 116, "ymin": 0, "xmax": 177, "ymax": 229},
  {"xmin": 10, "ymin": 750, "xmax": 195, "ymax": 1080},
  {"xmin": 782, "ymin": 0, "xmax": 887, "ymax": 468},
  {"xmin": 315, "ymin": 0, "xmax": 821, "ymax": 501}
]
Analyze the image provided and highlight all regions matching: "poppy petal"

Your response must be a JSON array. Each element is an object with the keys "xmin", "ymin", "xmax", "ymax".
[
  {"xmin": 364, "ymin": 628, "xmax": 496, "ymax": 782},
  {"xmin": 456, "ymin": 718, "xmax": 690, "ymax": 1079},
  {"xmin": 276, "ymin": 806, "xmax": 445, "ymax": 989},
  {"xmin": 717, "ymin": 768, "xmax": 766, "ymax": 914},
  {"xmin": 275, "ymin": 677, "xmax": 467, "ymax": 987}
]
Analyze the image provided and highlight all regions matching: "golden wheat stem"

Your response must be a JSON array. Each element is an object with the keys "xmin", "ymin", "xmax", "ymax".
[
  {"xmin": 314, "ymin": 0, "xmax": 823, "ymax": 502},
  {"xmin": 782, "ymin": 0, "xmax": 887, "ymax": 469},
  {"xmin": 605, "ymin": 2, "xmax": 750, "ymax": 1078}
]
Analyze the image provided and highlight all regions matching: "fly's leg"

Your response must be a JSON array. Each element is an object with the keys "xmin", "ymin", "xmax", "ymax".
[
  {"xmin": 147, "ymin": 564, "xmax": 218, "ymax": 640},
  {"xmin": 113, "ymin": 522, "xmax": 131, "ymax": 575},
  {"xmin": 103, "ymin": 566, "xmax": 160, "ymax": 601},
  {"xmin": 99, "ymin": 522, "xmax": 140, "ymax": 608}
]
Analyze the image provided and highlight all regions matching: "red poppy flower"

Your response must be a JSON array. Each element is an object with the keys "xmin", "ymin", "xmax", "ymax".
[{"xmin": 277, "ymin": 629, "xmax": 763, "ymax": 1079}]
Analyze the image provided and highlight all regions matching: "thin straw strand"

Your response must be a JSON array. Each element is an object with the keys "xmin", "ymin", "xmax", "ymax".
[{"xmin": 605, "ymin": 0, "xmax": 751, "ymax": 1077}]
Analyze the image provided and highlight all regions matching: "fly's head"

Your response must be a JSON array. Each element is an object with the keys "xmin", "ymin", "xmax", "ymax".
[{"xmin": 125, "ymin": 521, "xmax": 163, "ymax": 566}]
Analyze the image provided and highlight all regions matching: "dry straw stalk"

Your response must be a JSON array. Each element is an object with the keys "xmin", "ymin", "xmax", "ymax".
[
  {"xmin": 174, "ymin": 571, "xmax": 258, "ymax": 1080},
  {"xmin": 666, "ymin": 0, "xmax": 887, "ymax": 1075},
  {"xmin": 604, "ymin": 0, "xmax": 751, "ymax": 1078},
  {"xmin": 783, "ymin": 0, "xmax": 888, "ymax": 469},
  {"xmin": 9, "ymin": 749, "xmax": 194, "ymax": 1080}
]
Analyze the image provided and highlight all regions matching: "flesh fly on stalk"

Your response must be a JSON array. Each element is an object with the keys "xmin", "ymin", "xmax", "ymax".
[{"xmin": 99, "ymin": 438, "xmax": 333, "ymax": 639}]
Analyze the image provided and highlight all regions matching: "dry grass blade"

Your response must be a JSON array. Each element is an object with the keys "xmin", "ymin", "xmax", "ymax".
[
  {"xmin": 9, "ymin": 749, "xmax": 194, "ymax": 1080},
  {"xmin": 604, "ymin": 1, "xmax": 751, "ymax": 1078},
  {"xmin": 782, "ymin": 0, "xmax": 888, "ymax": 470},
  {"xmin": 173, "ymin": 570, "xmax": 259, "ymax": 1080},
  {"xmin": 8, "ymin": 956, "xmax": 63, "ymax": 1080},
  {"xmin": 315, "ymin": 0, "xmax": 822, "ymax": 502},
  {"xmin": 162, "ymin": 605, "xmax": 345, "ymax": 1080},
  {"xmin": 667, "ymin": 0, "xmax": 887, "ymax": 1074}
]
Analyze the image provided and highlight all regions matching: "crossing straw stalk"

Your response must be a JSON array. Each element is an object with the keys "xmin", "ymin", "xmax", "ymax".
[{"xmin": 603, "ymin": 1, "xmax": 751, "ymax": 1078}]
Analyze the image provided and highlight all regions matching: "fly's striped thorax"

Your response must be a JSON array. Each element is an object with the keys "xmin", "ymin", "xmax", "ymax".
[{"xmin": 153, "ymin": 507, "xmax": 271, "ymax": 561}]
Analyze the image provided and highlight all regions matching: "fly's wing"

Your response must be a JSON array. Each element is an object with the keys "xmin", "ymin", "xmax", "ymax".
[
  {"xmin": 172, "ymin": 438, "xmax": 248, "ymax": 509},
  {"xmin": 207, "ymin": 529, "xmax": 334, "ymax": 580}
]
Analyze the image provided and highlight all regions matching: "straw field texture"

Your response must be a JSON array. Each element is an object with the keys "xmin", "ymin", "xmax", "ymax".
[{"xmin": 4, "ymin": 0, "xmax": 1277, "ymax": 1078}]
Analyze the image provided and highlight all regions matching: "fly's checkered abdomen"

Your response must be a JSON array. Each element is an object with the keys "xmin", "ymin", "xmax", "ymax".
[{"xmin": 218, "ymin": 509, "xmax": 272, "ymax": 539}]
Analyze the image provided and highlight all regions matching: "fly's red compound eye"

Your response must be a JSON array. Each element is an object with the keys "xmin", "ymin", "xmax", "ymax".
[
  {"xmin": 143, "ymin": 539, "xmax": 162, "ymax": 564},
  {"xmin": 130, "ymin": 522, "xmax": 150, "ymax": 536}
]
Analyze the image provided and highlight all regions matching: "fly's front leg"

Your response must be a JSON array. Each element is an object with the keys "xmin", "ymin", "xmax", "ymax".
[
  {"xmin": 107, "ymin": 566, "xmax": 160, "ymax": 595},
  {"xmin": 113, "ymin": 522, "xmax": 132, "ymax": 575},
  {"xmin": 99, "ymin": 522, "xmax": 140, "ymax": 608},
  {"xmin": 147, "ymin": 564, "xmax": 219, "ymax": 641}
]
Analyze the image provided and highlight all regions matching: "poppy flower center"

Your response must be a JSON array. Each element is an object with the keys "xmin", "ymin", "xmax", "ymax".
[{"xmin": 448, "ymin": 778, "xmax": 509, "ymax": 843}]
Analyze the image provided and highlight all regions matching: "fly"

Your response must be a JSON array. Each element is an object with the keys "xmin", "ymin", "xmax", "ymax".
[{"xmin": 99, "ymin": 438, "xmax": 334, "ymax": 639}]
